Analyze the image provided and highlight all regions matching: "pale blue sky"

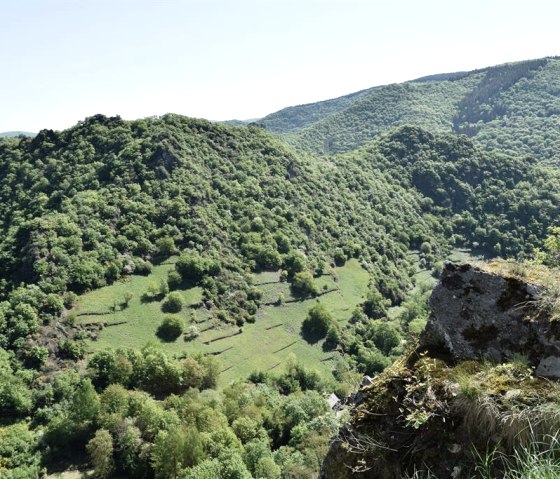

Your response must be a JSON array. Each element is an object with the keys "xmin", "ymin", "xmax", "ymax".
[{"xmin": 1, "ymin": 0, "xmax": 559, "ymax": 132}]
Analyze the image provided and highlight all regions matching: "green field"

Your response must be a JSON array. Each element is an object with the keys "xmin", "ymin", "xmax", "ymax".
[{"xmin": 75, "ymin": 259, "xmax": 370, "ymax": 386}]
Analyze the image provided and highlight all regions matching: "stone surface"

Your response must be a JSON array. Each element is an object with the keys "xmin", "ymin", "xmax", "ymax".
[
  {"xmin": 319, "ymin": 262, "xmax": 560, "ymax": 479},
  {"xmin": 536, "ymin": 356, "xmax": 560, "ymax": 378},
  {"xmin": 420, "ymin": 262, "xmax": 560, "ymax": 376}
]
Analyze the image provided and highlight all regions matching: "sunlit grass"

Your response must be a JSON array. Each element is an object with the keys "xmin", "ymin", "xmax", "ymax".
[{"xmin": 75, "ymin": 259, "xmax": 370, "ymax": 387}]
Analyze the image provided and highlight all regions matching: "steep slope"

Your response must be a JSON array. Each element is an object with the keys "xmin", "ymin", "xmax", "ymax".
[
  {"xmin": 321, "ymin": 261, "xmax": 560, "ymax": 478},
  {"xmin": 283, "ymin": 75, "xmax": 481, "ymax": 154},
  {"xmin": 262, "ymin": 57, "xmax": 560, "ymax": 161},
  {"xmin": 350, "ymin": 126, "xmax": 560, "ymax": 257},
  {"xmin": 1, "ymin": 115, "xmax": 560, "ymax": 478},
  {"xmin": 1, "ymin": 118, "xmax": 559, "ymax": 359},
  {"xmin": 257, "ymin": 88, "xmax": 372, "ymax": 133},
  {"xmin": 0, "ymin": 115, "xmax": 444, "ymax": 355}
]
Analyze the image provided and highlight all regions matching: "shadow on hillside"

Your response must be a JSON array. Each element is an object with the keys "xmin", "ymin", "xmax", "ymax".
[
  {"xmin": 77, "ymin": 311, "xmax": 113, "ymax": 317},
  {"xmin": 300, "ymin": 324, "xmax": 324, "ymax": 345},
  {"xmin": 140, "ymin": 293, "xmax": 163, "ymax": 304}
]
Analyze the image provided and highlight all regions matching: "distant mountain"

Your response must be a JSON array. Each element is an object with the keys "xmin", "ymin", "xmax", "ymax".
[
  {"xmin": 261, "ymin": 57, "xmax": 560, "ymax": 161},
  {"xmin": 0, "ymin": 131, "xmax": 35, "ymax": 138}
]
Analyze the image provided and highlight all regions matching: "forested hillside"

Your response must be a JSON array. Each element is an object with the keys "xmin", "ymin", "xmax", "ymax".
[
  {"xmin": 1, "ymin": 112, "xmax": 559, "ymax": 478},
  {"xmin": 262, "ymin": 57, "xmax": 560, "ymax": 161}
]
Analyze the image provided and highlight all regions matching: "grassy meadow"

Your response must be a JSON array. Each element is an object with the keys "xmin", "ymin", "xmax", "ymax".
[{"xmin": 75, "ymin": 259, "xmax": 370, "ymax": 386}]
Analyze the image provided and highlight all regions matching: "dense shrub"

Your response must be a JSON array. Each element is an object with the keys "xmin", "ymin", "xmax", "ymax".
[
  {"xmin": 301, "ymin": 304, "xmax": 334, "ymax": 341},
  {"xmin": 157, "ymin": 315, "xmax": 185, "ymax": 341},
  {"xmin": 291, "ymin": 272, "xmax": 319, "ymax": 297},
  {"xmin": 162, "ymin": 292, "xmax": 184, "ymax": 313}
]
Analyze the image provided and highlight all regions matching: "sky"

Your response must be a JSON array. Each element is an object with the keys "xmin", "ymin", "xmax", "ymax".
[{"xmin": 1, "ymin": 0, "xmax": 559, "ymax": 132}]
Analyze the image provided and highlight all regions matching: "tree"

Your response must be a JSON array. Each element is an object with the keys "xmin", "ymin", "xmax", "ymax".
[
  {"xmin": 255, "ymin": 456, "xmax": 281, "ymax": 479},
  {"xmin": 115, "ymin": 421, "xmax": 147, "ymax": 478},
  {"xmin": 157, "ymin": 237, "xmax": 176, "ymax": 257},
  {"xmin": 333, "ymin": 248, "xmax": 347, "ymax": 266},
  {"xmin": 540, "ymin": 226, "xmax": 560, "ymax": 266},
  {"xmin": 181, "ymin": 459, "xmax": 222, "ymax": 479},
  {"xmin": 162, "ymin": 292, "xmax": 184, "ymax": 313},
  {"xmin": 232, "ymin": 417, "xmax": 260, "ymax": 443},
  {"xmin": 175, "ymin": 253, "xmax": 208, "ymax": 283},
  {"xmin": 0, "ymin": 347, "xmax": 33, "ymax": 415},
  {"xmin": 146, "ymin": 281, "xmax": 161, "ymax": 299},
  {"xmin": 284, "ymin": 251, "xmax": 307, "ymax": 277},
  {"xmin": 70, "ymin": 379, "xmax": 100, "ymax": 424},
  {"xmin": 151, "ymin": 428, "xmax": 204, "ymax": 479},
  {"xmin": 182, "ymin": 356, "xmax": 205, "ymax": 389},
  {"xmin": 196, "ymin": 354, "xmax": 221, "ymax": 389},
  {"xmin": 168, "ymin": 270, "xmax": 182, "ymax": 290},
  {"xmin": 301, "ymin": 303, "xmax": 334, "ymax": 341},
  {"xmin": 123, "ymin": 291, "xmax": 134, "ymax": 308},
  {"xmin": 138, "ymin": 346, "xmax": 182, "ymax": 395},
  {"xmin": 363, "ymin": 289, "xmax": 389, "ymax": 319},
  {"xmin": 0, "ymin": 423, "xmax": 40, "ymax": 478},
  {"xmin": 157, "ymin": 315, "xmax": 185, "ymax": 341},
  {"xmin": 368, "ymin": 321, "xmax": 401, "ymax": 355},
  {"xmin": 160, "ymin": 279, "xmax": 170, "ymax": 296},
  {"xmin": 291, "ymin": 271, "xmax": 319, "ymax": 297},
  {"xmin": 89, "ymin": 350, "xmax": 133, "ymax": 388},
  {"xmin": 87, "ymin": 429, "xmax": 114, "ymax": 478}
]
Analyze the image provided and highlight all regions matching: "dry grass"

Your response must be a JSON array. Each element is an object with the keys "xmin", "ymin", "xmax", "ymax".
[
  {"xmin": 478, "ymin": 259, "xmax": 558, "ymax": 287},
  {"xmin": 476, "ymin": 259, "xmax": 560, "ymax": 321}
]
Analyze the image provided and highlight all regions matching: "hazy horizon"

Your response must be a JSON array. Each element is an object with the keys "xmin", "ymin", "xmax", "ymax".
[{"xmin": 2, "ymin": 0, "xmax": 559, "ymax": 132}]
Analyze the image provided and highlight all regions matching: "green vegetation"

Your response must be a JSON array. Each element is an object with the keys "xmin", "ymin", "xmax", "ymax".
[
  {"xmin": 301, "ymin": 303, "xmax": 335, "ymax": 341},
  {"xmin": 335, "ymin": 348, "xmax": 560, "ymax": 478},
  {"xmin": 0, "ymin": 58, "xmax": 559, "ymax": 477},
  {"xmin": 157, "ymin": 315, "xmax": 185, "ymax": 341},
  {"xmin": 357, "ymin": 126, "xmax": 560, "ymax": 257},
  {"xmin": 44, "ymin": 348, "xmax": 337, "ymax": 479},
  {"xmin": 76, "ymin": 258, "xmax": 369, "ymax": 386},
  {"xmin": 0, "ymin": 131, "xmax": 35, "ymax": 138},
  {"xmin": 162, "ymin": 292, "xmax": 185, "ymax": 313},
  {"xmin": 263, "ymin": 57, "xmax": 560, "ymax": 163}
]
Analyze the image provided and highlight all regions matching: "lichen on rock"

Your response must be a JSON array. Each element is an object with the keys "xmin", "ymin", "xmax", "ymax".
[{"xmin": 320, "ymin": 262, "xmax": 560, "ymax": 479}]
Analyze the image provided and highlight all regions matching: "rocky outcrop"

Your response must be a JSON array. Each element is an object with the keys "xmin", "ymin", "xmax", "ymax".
[
  {"xmin": 320, "ymin": 262, "xmax": 560, "ymax": 479},
  {"xmin": 421, "ymin": 262, "xmax": 560, "ymax": 378}
]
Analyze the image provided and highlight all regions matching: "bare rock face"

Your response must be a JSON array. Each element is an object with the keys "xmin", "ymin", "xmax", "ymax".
[
  {"xmin": 420, "ymin": 262, "xmax": 560, "ymax": 377},
  {"xmin": 319, "ymin": 262, "xmax": 560, "ymax": 479}
]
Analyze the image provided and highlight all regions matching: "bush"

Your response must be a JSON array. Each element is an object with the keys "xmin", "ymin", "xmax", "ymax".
[
  {"xmin": 302, "ymin": 303, "xmax": 334, "ymax": 341},
  {"xmin": 157, "ymin": 315, "xmax": 185, "ymax": 341},
  {"xmin": 167, "ymin": 270, "xmax": 182, "ymax": 290},
  {"xmin": 363, "ymin": 289, "xmax": 390, "ymax": 319},
  {"xmin": 156, "ymin": 236, "xmax": 176, "ymax": 257},
  {"xmin": 283, "ymin": 251, "xmax": 307, "ymax": 277},
  {"xmin": 23, "ymin": 345, "xmax": 49, "ymax": 369},
  {"xmin": 175, "ymin": 252, "xmax": 220, "ymax": 283},
  {"xmin": 291, "ymin": 271, "xmax": 319, "ymax": 297},
  {"xmin": 58, "ymin": 339, "xmax": 86, "ymax": 359},
  {"xmin": 334, "ymin": 248, "xmax": 347, "ymax": 266},
  {"xmin": 134, "ymin": 259, "xmax": 153, "ymax": 275},
  {"xmin": 368, "ymin": 322, "xmax": 402, "ymax": 355},
  {"xmin": 184, "ymin": 325, "xmax": 199, "ymax": 341},
  {"xmin": 358, "ymin": 347, "xmax": 391, "ymax": 375},
  {"xmin": 63, "ymin": 291, "xmax": 78, "ymax": 309},
  {"xmin": 162, "ymin": 292, "xmax": 184, "ymax": 313}
]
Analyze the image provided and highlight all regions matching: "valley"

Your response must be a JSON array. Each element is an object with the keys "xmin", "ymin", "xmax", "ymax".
[
  {"xmin": 75, "ymin": 259, "xmax": 369, "ymax": 386},
  {"xmin": 1, "ymin": 56, "xmax": 560, "ymax": 479}
]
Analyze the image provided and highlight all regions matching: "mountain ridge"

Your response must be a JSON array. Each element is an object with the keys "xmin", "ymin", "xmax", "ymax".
[{"xmin": 259, "ymin": 56, "xmax": 560, "ymax": 161}]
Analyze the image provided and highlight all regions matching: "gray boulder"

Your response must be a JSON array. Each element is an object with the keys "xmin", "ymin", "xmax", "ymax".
[{"xmin": 421, "ymin": 262, "xmax": 560, "ymax": 378}]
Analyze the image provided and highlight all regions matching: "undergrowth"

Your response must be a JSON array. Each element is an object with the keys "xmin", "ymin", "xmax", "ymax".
[{"xmin": 407, "ymin": 432, "xmax": 560, "ymax": 478}]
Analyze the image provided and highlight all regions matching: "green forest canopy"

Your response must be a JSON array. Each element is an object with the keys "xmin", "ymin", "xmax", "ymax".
[{"xmin": 0, "ymin": 107, "xmax": 558, "ymax": 478}]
